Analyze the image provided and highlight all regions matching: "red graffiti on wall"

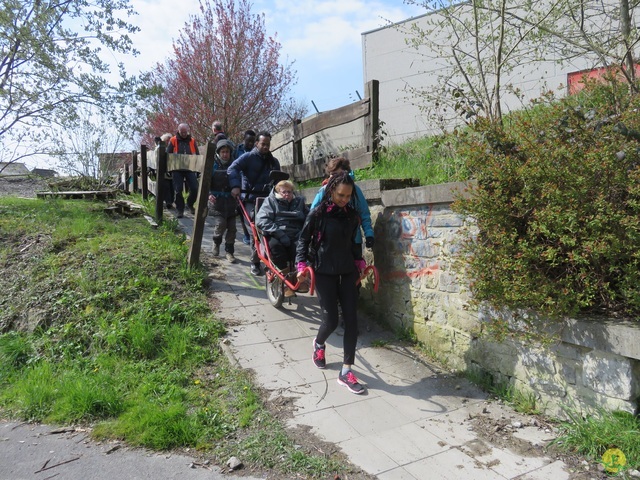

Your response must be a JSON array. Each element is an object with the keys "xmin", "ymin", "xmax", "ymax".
[
  {"xmin": 384, "ymin": 262, "xmax": 440, "ymax": 280},
  {"xmin": 383, "ymin": 207, "xmax": 441, "ymax": 279}
]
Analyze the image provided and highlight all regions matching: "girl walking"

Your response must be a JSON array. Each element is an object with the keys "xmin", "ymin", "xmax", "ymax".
[{"xmin": 295, "ymin": 171, "xmax": 366, "ymax": 394}]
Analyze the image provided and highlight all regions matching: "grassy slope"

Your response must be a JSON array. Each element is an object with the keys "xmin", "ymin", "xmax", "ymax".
[{"xmin": 0, "ymin": 195, "xmax": 356, "ymax": 478}]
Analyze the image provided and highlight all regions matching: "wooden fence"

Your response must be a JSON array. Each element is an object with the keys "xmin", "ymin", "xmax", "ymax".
[
  {"xmin": 270, "ymin": 79, "xmax": 379, "ymax": 182},
  {"xmin": 120, "ymin": 142, "xmax": 216, "ymax": 268}
]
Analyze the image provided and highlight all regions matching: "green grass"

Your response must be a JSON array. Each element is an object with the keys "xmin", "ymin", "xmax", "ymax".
[
  {"xmin": 298, "ymin": 135, "xmax": 469, "ymax": 189},
  {"xmin": 358, "ymin": 136, "xmax": 468, "ymax": 185},
  {"xmin": 463, "ymin": 369, "xmax": 540, "ymax": 415},
  {"xmin": 489, "ymin": 382, "xmax": 540, "ymax": 415},
  {"xmin": 553, "ymin": 408, "xmax": 640, "ymax": 472},
  {"xmin": 0, "ymin": 195, "xmax": 349, "ymax": 477}
]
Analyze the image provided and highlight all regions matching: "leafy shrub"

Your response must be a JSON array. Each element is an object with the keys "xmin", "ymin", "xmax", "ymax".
[{"xmin": 454, "ymin": 80, "xmax": 640, "ymax": 319}]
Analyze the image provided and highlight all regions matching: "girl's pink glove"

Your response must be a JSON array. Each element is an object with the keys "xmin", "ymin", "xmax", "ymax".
[
  {"xmin": 354, "ymin": 259, "xmax": 366, "ymax": 273},
  {"xmin": 297, "ymin": 262, "xmax": 308, "ymax": 273}
]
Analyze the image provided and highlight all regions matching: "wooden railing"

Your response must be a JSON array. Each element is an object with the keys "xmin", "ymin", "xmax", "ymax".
[
  {"xmin": 270, "ymin": 80, "xmax": 379, "ymax": 182},
  {"xmin": 121, "ymin": 141, "xmax": 216, "ymax": 268}
]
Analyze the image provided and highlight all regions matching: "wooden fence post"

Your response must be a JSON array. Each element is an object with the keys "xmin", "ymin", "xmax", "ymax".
[
  {"xmin": 140, "ymin": 144, "xmax": 149, "ymax": 200},
  {"xmin": 364, "ymin": 79, "xmax": 380, "ymax": 163},
  {"xmin": 125, "ymin": 163, "xmax": 132, "ymax": 193},
  {"xmin": 187, "ymin": 141, "xmax": 216, "ymax": 269},
  {"xmin": 155, "ymin": 143, "xmax": 167, "ymax": 224},
  {"xmin": 292, "ymin": 119, "xmax": 303, "ymax": 166},
  {"xmin": 131, "ymin": 150, "xmax": 139, "ymax": 192}
]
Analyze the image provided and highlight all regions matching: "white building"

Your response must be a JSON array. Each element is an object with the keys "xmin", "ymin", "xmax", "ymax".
[{"xmin": 361, "ymin": 6, "xmax": 615, "ymax": 145}]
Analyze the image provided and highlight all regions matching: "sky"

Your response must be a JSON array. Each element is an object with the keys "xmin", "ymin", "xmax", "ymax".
[{"xmin": 115, "ymin": 0, "xmax": 427, "ymax": 113}]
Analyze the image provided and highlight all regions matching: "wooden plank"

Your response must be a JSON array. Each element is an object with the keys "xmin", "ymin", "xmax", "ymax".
[
  {"xmin": 146, "ymin": 148, "xmax": 158, "ymax": 170},
  {"xmin": 140, "ymin": 145, "xmax": 149, "ymax": 200},
  {"xmin": 144, "ymin": 214, "xmax": 158, "ymax": 229},
  {"xmin": 167, "ymin": 153, "xmax": 205, "ymax": 173},
  {"xmin": 292, "ymin": 120, "xmax": 303, "ymax": 165},
  {"xmin": 147, "ymin": 177, "xmax": 157, "ymax": 197},
  {"xmin": 364, "ymin": 80, "xmax": 380, "ymax": 162},
  {"xmin": 297, "ymin": 100, "xmax": 369, "ymax": 140},
  {"xmin": 271, "ymin": 124, "xmax": 294, "ymax": 150},
  {"xmin": 36, "ymin": 190, "xmax": 117, "ymax": 199},
  {"xmin": 155, "ymin": 144, "xmax": 167, "ymax": 224},
  {"xmin": 131, "ymin": 151, "xmax": 139, "ymax": 193},
  {"xmin": 282, "ymin": 147, "xmax": 373, "ymax": 182}
]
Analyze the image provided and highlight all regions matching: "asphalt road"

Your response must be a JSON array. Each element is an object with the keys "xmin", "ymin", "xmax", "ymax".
[{"xmin": 0, "ymin": 421, "xmax": 263, "ymax": 480}]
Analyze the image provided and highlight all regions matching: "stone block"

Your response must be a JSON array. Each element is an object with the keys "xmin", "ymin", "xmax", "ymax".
[
  {"xmin": 438, "ymin": 272, "xmax": 460, "ymax": 293},
  {"xmin": 469, "ymin": 339, "xmax": 520, "ymax": 377},
  {"xmin": 381, "ymin": 182, "xmax": 470, "ymax": 207},
  {"xmin": 570, "ymin": 385, "xmax": 638, "ymax": 415},
  {"xmin": 428, "ymin": 213, "xmax": 464, "ymax": 228},
  {"xmin": 559, "ymin": 362, "xmax": 577, "ymax": 385},
  {"xmin": 528, "ymin": 377, "xmax": 568, "ymax": 398},
  {"xmin": 518, "ymin": 347, "xmax": 557, "ymax": 376},
  {"xmin": 562, "ymin": 318, "xmax": 640, "ymax": 361},
  {"xmin": 549, "ymin": 342, "xmax": 588, "ymax": 361},
  {"xmin": 582, "ymin": 351, "xmax": 638, "ymax": 400},
  {"xmin": 409, "ymin": 239, "xmax": 439, "ymax": 258}
]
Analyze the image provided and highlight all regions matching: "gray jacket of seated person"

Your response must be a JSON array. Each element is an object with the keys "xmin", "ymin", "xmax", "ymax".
[{"xmin": 255, "ymin": 189, "xmax": 308, "ymax": 244}]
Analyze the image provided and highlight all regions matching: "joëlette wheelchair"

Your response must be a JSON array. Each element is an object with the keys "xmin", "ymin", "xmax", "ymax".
[{"xmin": 236, "ymin": 170, "xmax": 379, "ymax": 308}]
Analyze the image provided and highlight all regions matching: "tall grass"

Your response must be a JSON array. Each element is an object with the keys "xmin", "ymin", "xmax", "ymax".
[
  {"xmin": 358, "ymin": 135, "xmax": 469, "ymax": 185},
  {"xmin": 298, "ymin": 135, "xmax": 469, "ymax": 189},
  {"xmin": 553, "ymin": 408, "xmax": 640, "ymax": 471}
]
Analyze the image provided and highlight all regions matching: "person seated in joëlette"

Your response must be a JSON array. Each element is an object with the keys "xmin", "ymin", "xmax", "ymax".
[{"xmin": 255, "ymin": 180, "xmax": 309, "ymax": 297}]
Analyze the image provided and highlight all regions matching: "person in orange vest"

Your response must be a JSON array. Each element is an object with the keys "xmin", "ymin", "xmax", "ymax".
[{"xmin": 166, "ymin": 123, "xmax": 200, "ymax": 218}]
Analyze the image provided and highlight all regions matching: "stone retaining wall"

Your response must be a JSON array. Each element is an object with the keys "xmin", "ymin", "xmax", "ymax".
[{"xmin": 352, "ymin": 181, "xmax": 640, "ymax": 417}]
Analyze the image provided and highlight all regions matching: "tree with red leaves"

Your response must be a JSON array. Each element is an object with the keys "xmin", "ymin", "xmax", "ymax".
[{"xmin": 138, "ymin": 0, "xmax": 304, "ymax": 147}]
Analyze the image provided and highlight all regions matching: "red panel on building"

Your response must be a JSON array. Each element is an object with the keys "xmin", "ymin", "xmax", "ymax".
[{"xmin": 568, "ymin": 65, "xmax": 640, "ymax": 94}]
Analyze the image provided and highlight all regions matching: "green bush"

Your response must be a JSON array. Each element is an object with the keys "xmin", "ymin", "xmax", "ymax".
[{"xmin": 454, "ymin": 80, "xmax": 640, "ymax": 319}]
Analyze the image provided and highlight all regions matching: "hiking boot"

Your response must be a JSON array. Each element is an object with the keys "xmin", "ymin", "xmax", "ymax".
[
  {"xmin": 212, "ymin": 244, "xmax": 220, "ymax": 256},
  {"xmin": 188, "ymin": 205, "xmax": 196, "ymax": 215},
  {"xmin": 297, "ymin": 278, "xmax": 310, "ymax": 294},
  {"xmin": 226, "ymin": 252, "xmax": 237, "ymax": 264},
  {"xmin": 242, "ymin": 234, "xmax": 251, "ymax": 245},
  {"xmin": 250, "ymin": 263, "xmax": 262, "ymax": 276},
  {"xmin": 312, "ymin": 339, "xmax": 326, "ymax": 369},
  {"xmin": 337, "ymin": 370, "xmax": 365, "ymax": 394},
  {"xmin": 176, "ymin": 210, "xmax": 184, "ymax": 218},
  {"xmin": 282, "ymin": 268, "xmax": 294, "ymax": 297}
]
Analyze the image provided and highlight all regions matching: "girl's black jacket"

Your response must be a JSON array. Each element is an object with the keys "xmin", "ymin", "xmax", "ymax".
[{"xmin": 295, "ymin": 203, "xmax": 362, "ymax": 275}]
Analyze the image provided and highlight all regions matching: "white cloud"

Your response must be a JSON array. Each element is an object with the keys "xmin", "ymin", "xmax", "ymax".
[{"xmin": 111, "ymin": 0, "xmax": 425, "ymax": 109}]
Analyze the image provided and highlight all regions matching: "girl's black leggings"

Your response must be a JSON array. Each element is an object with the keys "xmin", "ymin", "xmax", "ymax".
[{"xmin": 314, "ymin": 270, "xmax": 359, "ymax": 365}]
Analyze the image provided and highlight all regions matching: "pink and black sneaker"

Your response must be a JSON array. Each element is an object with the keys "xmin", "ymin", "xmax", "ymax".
[
  {"xmin": 338, "ymin": 370, "xmax": 365, "ymax": 394},
  {"xmin": 312, "ymin": 339, "xmax": 326, "ymax": 369}
]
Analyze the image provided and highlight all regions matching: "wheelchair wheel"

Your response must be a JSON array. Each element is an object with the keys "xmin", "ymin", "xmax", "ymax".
[{"xmin": 265, "ymin": 270, "xmax": 284, "ymax": 308}]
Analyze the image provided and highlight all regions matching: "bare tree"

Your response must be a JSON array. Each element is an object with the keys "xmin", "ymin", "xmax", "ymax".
[
  {"xmin": 0, "ymin": 0, "xmax": 139, "ymax": 167},
  {"xmin": 53, "ymin": 108, "xmax": 130, "ymax": 181}
]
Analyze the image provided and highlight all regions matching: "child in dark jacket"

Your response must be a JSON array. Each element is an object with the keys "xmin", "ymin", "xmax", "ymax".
[
  {"xmin": 295, "ymin": 171, "xmax": 366, "ymax": 394},
  {"xmin": 209, "ymin": 139, "xmax": 237, "ymax": 263}
]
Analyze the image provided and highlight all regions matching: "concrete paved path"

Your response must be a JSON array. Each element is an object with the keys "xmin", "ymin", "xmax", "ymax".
[{"xmin": 194, "ymin": 214, "xmax": 576, "ymax": 480}]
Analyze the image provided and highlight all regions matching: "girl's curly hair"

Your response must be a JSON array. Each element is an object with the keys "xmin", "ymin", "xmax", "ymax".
[{"xmin": 319, "ymin": 170, "xmax": 355, "ymax": 210}]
